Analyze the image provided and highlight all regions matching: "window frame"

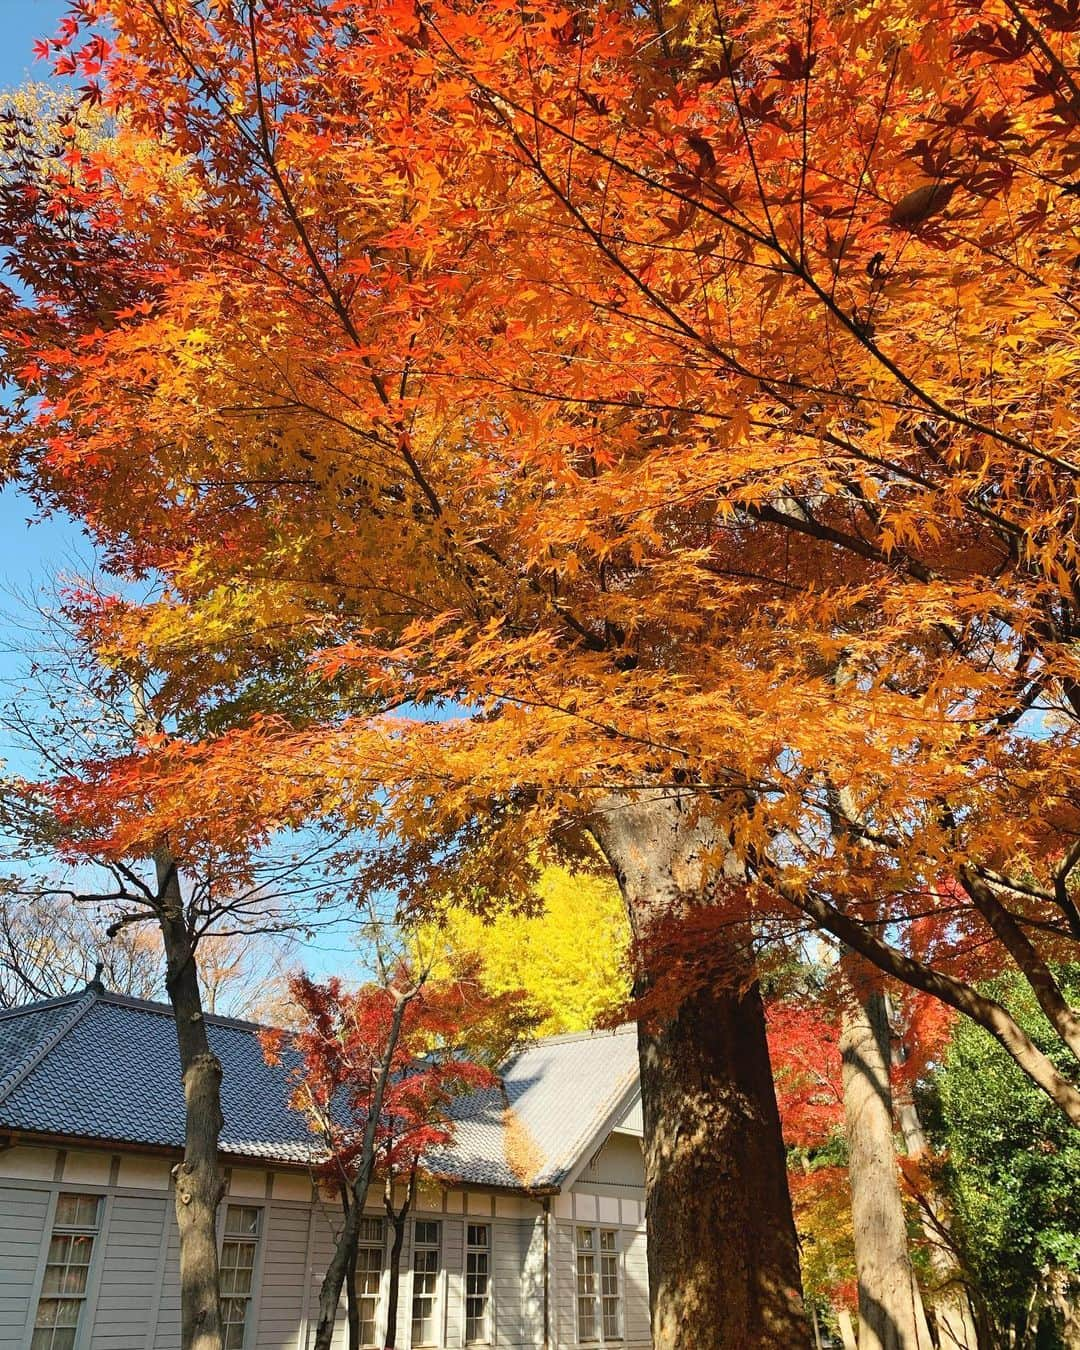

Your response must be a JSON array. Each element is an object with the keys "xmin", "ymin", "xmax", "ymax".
[
  {"xmin": 575, "ymin": 1225, "xmax": 623, "ymax": 1346},
  {"xmin": 410, "ymin": 1218, "xmax": 442, "ymax": 1347},
  {"xmin": 218, "ymin": 1203, "xmax": 263, "ymax": 1350},
  {"xmin": 30, "ymin": 1191, "xmax": 105, "ymax": 1350},
  {"xmin": 355, "ymin": 1214, "xmax": 386, "ymax": 1348},
  {"xmin": 464, "ymin": 1221, "xmax": 491, "ymax": 1345}
]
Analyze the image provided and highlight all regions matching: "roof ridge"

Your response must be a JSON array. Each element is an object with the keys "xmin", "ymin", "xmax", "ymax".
[
  {"xmin": 0, "ymin": 987, "xmax": 98, "ymax": 1107},
  {"xmin": 0, "ymin": 990, "xmax": 86, "ymax": 1022},
  {"xmin": 94, "ymin": 990, "xmax": 270, "ymax": 1033},
  {"xmin": 520, "ymin": 1023, "xmax": 636, "ymax": 1051}
]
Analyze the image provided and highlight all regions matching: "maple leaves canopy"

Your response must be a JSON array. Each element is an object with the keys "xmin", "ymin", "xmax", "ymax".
[
  {"xmin": 262, "ymin": 966, "xmax": 499, "ymax": 1184},
  {"xmin": 3, "ymin": 0, "xmax": 1080, "ymax": 1103}
]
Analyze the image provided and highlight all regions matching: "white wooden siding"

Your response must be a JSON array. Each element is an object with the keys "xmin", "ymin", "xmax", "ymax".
[
  {"xmin": 0, "ymin": 1158, "xmax": 652, "ymax": 1349},
  {"xmin": 0, "ymin": 1183, "xmax": 51, "ymax": 1347},
  {"xmin": 90, "ymin": 1194, "xmax": 171, "ymax": 1350}
]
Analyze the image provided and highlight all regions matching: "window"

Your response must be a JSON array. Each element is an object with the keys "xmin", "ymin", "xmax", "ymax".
[
  {"xmin": 220, "ymin": 1205, "xmax": 261, "ymax": 1350},
  {"xmin": 410, "ymin": 1219, "xmax": 441, "ymax": 1345},
  {"xmin": 32, "ymin": 1193, "xmax": 102, "ymax": 1350},
  {"xmin": 357, "ymin": 1215, "xmax": 384, "ymax": 1347},
  {"xmin": 576, "ymin": 1227, "xmax": 597, "ymax": 1342},
  {"xmin": 600, "ymin": 1230, "xmax": 621, "ymax": 1340},
  {"xmin": 465, "ymin": 1222, "xmax": 490, "ymax": 1343},
  {"xmin": 576, "ymin": 1226, "xmax": 622, "ymax": 1343}
]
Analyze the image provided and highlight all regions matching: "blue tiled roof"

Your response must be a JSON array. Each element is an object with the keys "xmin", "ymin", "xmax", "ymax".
[{"xmin": 0, "ymin": 989, "xmax": 640, "ymax": 1190}]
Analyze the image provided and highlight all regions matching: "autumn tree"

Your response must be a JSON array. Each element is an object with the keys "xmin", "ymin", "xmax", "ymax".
[
  {"xmin": 767, "ymin": 997, "xmax": 855, "ymax": 1345},
  {"xmin": 769, "ymin": 977, "xmax": 938, "ymax": 1350},
  {"xmin": 420, "ymin": 862, "xmax": 630, "ymax": 1035},
  {"xmin": 5, "ymin": 1, "xmax": 1080, "ymax": 1344},
  {"xmin": 1, "ymin": 9, "xmax": 811, "ymax": 1341},
  {"xmin": 839, "ymin": 967, "xmax": 934, "ymax": 1350},
  {"xmin": 263, "ymin": 961, "xmax": 504, "ymax": 1350},
  {"xmin": 0, "ymin": 576, "xmax": 361, "ymax": 1350}
]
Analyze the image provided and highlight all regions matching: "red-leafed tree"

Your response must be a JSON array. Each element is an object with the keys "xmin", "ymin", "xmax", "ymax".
[
  {"xmin": 768, "ymin": 1001, "xmax": 845, "ymax": 1150},
  {"xmin": 262, "ymin": 961, "xmax": 516, "ymax": 1350}
]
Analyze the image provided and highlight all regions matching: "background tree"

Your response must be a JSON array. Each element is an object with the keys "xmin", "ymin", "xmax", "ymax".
[
  {"xmin": 0, "ymin": 888, "xmax": 161, "ymax": 1005},
  {"xmin": 768, "ymin": 997, "xmax": 856, "ymax": 1346},
  {"xmin": 0, "ymin": 579, "xmax": 359, "ymax": 1350},
  {"xmin": 420, "ymin": 863, "xmax": 630, "ymax": 1035},
  {"xmin": 262, "ymin": 960, "xmax": 508, "ymax": 1350},
  {"xmin": 0, "ymin": 889, "xmax": 290, "ymax": 1017},
  {"xmin": 922, "ymin": 969, "xmax": 1080, "ymax": 1347}
]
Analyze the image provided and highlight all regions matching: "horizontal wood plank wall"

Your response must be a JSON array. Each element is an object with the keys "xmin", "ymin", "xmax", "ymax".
[
  {"xmin": 151, "ymin": 1212, "xmax": 182, "ymax": 1350},
  {"xmin": 0, "ymin": 1182, "xmax": 51, "ymax": 1347},
  {"xmin": 90, "ymin": 1193, "xmax": 171, "ymax": 1350},
  {"xmin": 0, "ymin": 1147, "xmax": 654, "ymax": 1349},
  {"xmin": 256, "ymin": 1199, "xmax": 311, "ymax": 1350}
]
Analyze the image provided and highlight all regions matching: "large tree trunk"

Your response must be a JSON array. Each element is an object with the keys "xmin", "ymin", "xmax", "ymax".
[
  {"xmin": 156, "ymin": 852, "xmax": 226, "ymax": 1350},
  {"xmin": 841, "ymin": 970, "xmax": 932, "ymax": 1350},
  {"xmin": 590, "ymin": 788, "xmax": 808, "ymax": 1350}
]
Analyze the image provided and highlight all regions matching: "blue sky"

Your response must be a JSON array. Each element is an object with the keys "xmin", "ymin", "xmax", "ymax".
[
  {"xmin": 0, "ymin": 0, "xmax": 88, "ymax": 685},
  {"xmin": 0, "ymin": 1, "xmax": 371, "ymax": 981}
]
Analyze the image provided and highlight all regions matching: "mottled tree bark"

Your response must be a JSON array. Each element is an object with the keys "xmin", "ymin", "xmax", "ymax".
[
  {"xmin": 894, "ymin": 1084, "xmax": 978, "ymax": 1350},
  {"xmin": 841, "ymin": 971, "xmax": 932, "ymax": 1350},
  {"xmin": 343, "ymin": 1211, "xmax": 360, "ymax": 1350},
  {"xmin": 156, "ymin": 852, "xmax": 225, "ymax": 1350},
  {"xmin": 591, "ymin": 788, "xmax": 808, "ymax": 1350}
]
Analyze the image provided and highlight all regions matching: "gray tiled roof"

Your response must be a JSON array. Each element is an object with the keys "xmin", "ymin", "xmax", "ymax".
[{"xmin": 0, "ymin": 989, "xmax": 639, "ymax": 1192}]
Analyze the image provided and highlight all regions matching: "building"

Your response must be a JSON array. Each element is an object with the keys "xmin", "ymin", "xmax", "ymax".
[{"xmin": 0, "ymin": 984, "xmax": 650, "ymax": 1350}]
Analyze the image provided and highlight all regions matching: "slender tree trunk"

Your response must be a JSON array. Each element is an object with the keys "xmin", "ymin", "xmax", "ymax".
[
  {"xmin": 344, "ymin": 1214, "xmax": 360, "ymax": 1350},
  {"xmin": 837, "ymin": 1308, "xmax": 858, "ymax": 1350},
  {"xmin": 590, "ymin": 788, "xmax": 808, "ymax": 1349},
  {"xmin": 383, "ymin": 1168, "xmax": 415, "ymax": 1350},
  {"xmin": 841, "ymin": 969, "xmax": 932, "ymax": 1350},
  {"xmin": 312, "ymin": 988, "xmax": 416, "ymax": 1350},
  {"xmin": 156, "ymin": 852, "xmax": 225, "ymax": 1350},
  {"xmin": 893, "ymin": 1081, "xmax": 979, "ymax": 1350}
]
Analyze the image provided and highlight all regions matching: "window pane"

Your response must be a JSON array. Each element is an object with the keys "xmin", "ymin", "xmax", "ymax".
[
  {"xmin": 467, "ymin": 1223, "xmax": 488, "ymax": 1247},
  {"xmin": 577, "ymin": 1298, "xmax": 597, "ymax": 1339},
  {"xmin": 358, "ymin": 1215, "xmax": 384, "ymax": 1243},
  {"xmin": 223, "ymin": 1323, "xmax": 246, "ymax": 1350},
  {"xmin": 219, "ymin": 1207, "xmax": 260, "ymax": 1349},
  {"xmin": 69, "ymin": 1235, "xmax": 94, "ymax": 1267},
  {"xmin": 55, "ymin": 1299, "xmax": 80, "ymax": 1327},
  {"xmin": 55, "ymin": 1194, "xmax": 100, "ymax": 1229},
  {"xmin": 411, "ymin": 1220, "xmax": 439, "ymax": 1346},
  {"xmin": 600, "ymin": 1230, "xmax": 617, "ymax": 1252},
  {"xmin": 34, "ymin": 1194, "xmax": 98, "ymax": 1350},
  {"xmin": 225, "ymin": 1206, "xmax": 260, "ymax": 1237},
  {"xmin": 576, "ymin": 1227, "xmax": 594, "ymax": 1250}
]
